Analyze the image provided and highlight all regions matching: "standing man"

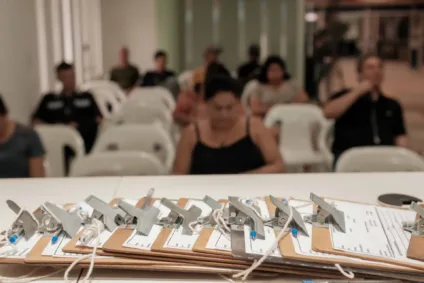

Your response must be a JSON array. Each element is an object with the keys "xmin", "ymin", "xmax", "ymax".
[
  {"xmin": 237, "ymin": 44, "xmax": 261, "ymax": 86},
  {"xmin": 110, "ymin": 47, "xmax": 140, "ymax": 92},
  {"xmin": 33, "ymin": 62, "xmax": 102, "ymax": 153},
  {"xmin": 142, "ymin": 50, "xmax": 176, "ymax": 87},
  {"xmin": 323, "ymin": 53, "xmax": 408, "ymax": 166}
]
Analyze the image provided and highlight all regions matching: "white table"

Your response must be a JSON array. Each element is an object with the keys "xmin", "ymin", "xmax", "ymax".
[{"xmin": 0, "ymin": 173, "xmax": 423, "ymax": 282}]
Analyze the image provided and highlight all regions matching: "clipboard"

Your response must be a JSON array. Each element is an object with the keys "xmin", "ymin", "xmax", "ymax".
[
  {"xmin": 102, "ymin": 198, "xmax": 246, "ymax": 265},
  {"xmin": 263, "ymin": 197, "xmax": 424, "ymax": 281},
  {"xmin": 406, "ymin": 204, "xmax": 424, "ymax": 262},
  {"xmin": 61, "ymin": 198, "xmax": 123, "ymax": 256},
  {"xmin": 310, "ymin": 197, "xmax": 424, "ymax": 272}
]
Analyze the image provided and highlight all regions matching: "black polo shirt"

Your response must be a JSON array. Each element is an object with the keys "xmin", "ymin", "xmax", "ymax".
[
  {"xmin": 141, "ymin": 70, "xmax": 175, "ymax": 87},
  {"xmin": 331, "ymin": 88, "xmax": 406, "ymax": 156},
  {"xmin": 33, "ymin": 91, "xmax": 102, "ymax": 152},
  {"xmin": 237, "ymin": 61, "xmax": 261, "ymax": 85}
]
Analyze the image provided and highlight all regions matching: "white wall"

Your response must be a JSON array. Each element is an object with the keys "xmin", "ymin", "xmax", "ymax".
[
  {"xmin": 0, "ymin": 0, "xmax": 40, "ymax": 124},
  {"xmin": 100, "ymin": 0, "xmax": 158, "ymax": 75}
]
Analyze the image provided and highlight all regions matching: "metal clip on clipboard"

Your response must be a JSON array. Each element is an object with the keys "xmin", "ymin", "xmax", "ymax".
[
  {"xmin": 85, "ymin": 195, "xmax": 127, "ymax": 231},
  {"xmin": 117, "ymin": 189, "xmax": 160, "ymax": 236},
  {"xmin": 304, "ymin": 193, "xmax": 346, "ymax": 233},
  {"xmin": 228, "ymin": 196, "xmax": 265, "ymax": 240},
  {"xmin": 269, "ymin": 196, "xmax": 309, "ymax": 237},
  {"xmin": 403, "ymin": 202, "xmax": 424, "ymax": 236},
  {"xmin": 39, "ymin": 202, "xmax": 81, "ymax": 238},
  {"xmin": 160, "ymin": 198, "xmax": 202, "ymax": 235},
  {"xmin": 6, "ymin": 200, "xmax": 39, "ymax": 241}
]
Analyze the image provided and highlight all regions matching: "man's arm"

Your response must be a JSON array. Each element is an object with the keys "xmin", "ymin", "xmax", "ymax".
[
  {"xmin": 393, "ymin": 101, "xmax": 408, "ymax": 148},
  {"xmin": 31, "ymin": 95, "xmax": 50, "ymax": 125},
  {"xmin": 323, "ymin": 81, "xmax": 372, "ymax": 119}
]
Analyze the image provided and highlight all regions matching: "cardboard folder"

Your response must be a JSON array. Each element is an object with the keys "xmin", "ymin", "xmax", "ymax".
[
  {"xmin": 262, "ymin": 197, "xmax": 424, "ymax": 282},
  {"xmin": 406, "ymin": 205, "xmax": 424, "ymax": 262},
  {"xmin": 310, "ymin": 197, "xmax": 424, "ymax": 272}
]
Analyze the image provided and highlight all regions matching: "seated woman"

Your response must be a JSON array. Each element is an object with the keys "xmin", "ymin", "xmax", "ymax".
[
  {"xmin": 247, "ymin": 55, "xmax": 309, "ymax": 118},
  {"xmin": 0, "ymin": 95, "xmax": 45, "ymax": 178},
  {"xmin": 173, "ymin": 75, "xmax": 284, "ymax": 175}
]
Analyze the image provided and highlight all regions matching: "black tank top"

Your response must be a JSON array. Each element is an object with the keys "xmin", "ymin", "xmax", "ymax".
[{"xmin": 189, "ymin": 119, "xmax": 266, "ymax": 174}]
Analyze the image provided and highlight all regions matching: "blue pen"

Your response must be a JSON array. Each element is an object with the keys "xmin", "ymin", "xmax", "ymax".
[
  {"xmin": 8, "ymin": 228, "xmax": 24, "ymax": 244},
  {"xmin": 51, "ymin": 231, "xmax": 61, "ymax": 244}
]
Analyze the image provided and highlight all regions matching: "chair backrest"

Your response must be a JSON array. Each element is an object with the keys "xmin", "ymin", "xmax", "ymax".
[
  {"xmin": 241, "ymin": 80, "xmax": 258, "ymax": 111},
  {"xmin": 91, "ymin": 124, "xmax": 175, "ymax": 171},
  {"xmin": 90, "ymin": 88, "xmax": 121, "ymax": 118},
  {"xmin": 128, "ymin": 87, "xmax": 175, "ymax": 111},
  {"xmin": 35, "ymin": 125, "xmax": 85, "ymax": 177},
  {"xmin": 336, "ymin": 146, "xmax": 424, "ymax": 172},
  {"xmin": 69, "ymin": 151, "xmax": 166, "ymax": 177},
  {"xmin": 178, "ymin": 70, "xmax": 193, "ymax": 89},
  {"xmin": 80, "ymin": 80, "xmax": 127, "ymax": 103},
  {"xmin": 111, "ymin": 101, "xmax": 173, "ymax": 131},
  {"xmin": 264, "ymin": 104, "xmax": 326, "ymax": 127}
]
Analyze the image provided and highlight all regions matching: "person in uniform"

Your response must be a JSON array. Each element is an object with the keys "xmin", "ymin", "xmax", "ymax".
[{"xmin": 33, "ymin": 62, "xmax": 102, "ymax": 153}]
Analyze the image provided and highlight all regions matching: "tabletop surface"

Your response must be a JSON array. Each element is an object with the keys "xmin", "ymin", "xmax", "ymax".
[{"xmin": 0, "ymin": 172, "xmax": 423, "ymax": 282}]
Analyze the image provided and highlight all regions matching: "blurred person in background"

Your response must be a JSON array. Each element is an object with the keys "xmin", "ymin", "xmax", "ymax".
[
  {"xmin": 323, "ymin": 53, "xmax": 408, "ymax": 167},
  {"xmin": 110, "ymin": 47, "xmax": 140, "ymax": 92},
  {"xmin": 173, "ymin": 62, "xmax": 232, "ymax": 127},
  {"xmin": 248, "ymin": 56, "xmax": 309, "ymax": 119},
  {"xmin": 173, "ymin": 75, "xmax": 284, "ymax": 175},
  {"xmin": 33, "ymin": 62, "xmax": 102, "ymax": 153},
  {"xmin": 237, "ymin": 44, "xmax": 261, "ymax": 87},
  {"xmin": 142, "ymin": 50, "xmax": 176, "ymax": 87},
  {"xmin": 0, "ymin": 95, "xmax": 45, "ymax": 178},
  {"xmin": 192, "ymin": 45, "xmax": 222, "ymax": 88}
]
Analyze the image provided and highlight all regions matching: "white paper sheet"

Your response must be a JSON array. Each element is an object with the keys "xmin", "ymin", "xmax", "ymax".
[
  {"xmin": 243, "ymin": 226, "xmax": 281, "ymax": 258},
  {"xmin": 329, "ymin": 199, "xmax": 424, "ymax": 267},
  {"xmin": 42, "ymin": 232, "xmax": 81, "ymax": 258},
  {"xmin": 122, "ymin": 200, "xmax": 174, "ymax": 251},
  {"xmin": 0, "ymin": 233, "xmax": 42, "ymax": 259},
  {"xmin": 163, "ymin": 200, "xmax": 212, "ymax": 250},
  {"xmin": 205, "ymin": 228, "xmax": 231, "ymax": 252}
]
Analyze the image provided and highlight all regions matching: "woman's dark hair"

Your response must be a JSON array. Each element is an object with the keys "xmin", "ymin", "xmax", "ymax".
[
  {"xmin": 194, "ymin": 62, "xmax": 232, "ymax": 95},
  {"xmin": 0, "ymin": 95, "xmax": 8, "ymax": 115},
  {"xmin": 258, "ymin": 55, "xmax": 291, "ymax": 83},
  {"xmin": 204, "ymin": 75, "xmax": 242, "ymax": 101}
]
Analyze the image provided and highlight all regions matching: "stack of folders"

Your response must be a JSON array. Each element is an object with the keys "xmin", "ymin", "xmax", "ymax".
[{"xmin": 1, "ymin": 191, "xmax": 424, "ymax": 282}]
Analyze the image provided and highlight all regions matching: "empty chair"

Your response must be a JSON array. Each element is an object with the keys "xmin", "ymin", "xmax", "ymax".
[
  {"xmin": 111, "ymin": 101, "xmax": 173, "ymax": 131},
  {"xmin": 80, "ymin": 80, "xmax": 127, "ymax": 103},
  {"xmin": 35, "ymin": 125, "xmax": 85, "ymax": 177},
  {"xmin": 264, "ymin": 104, "xmax": 330, "ymax": 169},
  {"xmin": 69, "ymin": 151, "xmax": 166, "ymax": 177},
  {"xmin": 90, "ymin": 88, "xmax": 121, "ymax": 118},
  {"xmin": 178, "ymin": 70, "xmax": 193, "ymax": 90},
  {"xmin": 91, "ymin": 124, "xmax": 175, "ymax": 172},
  {"xmin": 241, "ymin": 80, "xmax": 257, "ymax": 112},
  {"xmin": 128, "ymin": 87, "xmax": 175, "ymax": 111},
  {"xmin": 335, "ymin": 146, "xmax": 424, "ymax": 173}
]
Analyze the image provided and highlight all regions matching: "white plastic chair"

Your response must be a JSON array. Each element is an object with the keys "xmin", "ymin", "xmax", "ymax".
[
  {"xmin": 128, "ymin": 87, "xmax": 175, "ymax": 111},
  {"xmin": 264, "ymin": 104, "xmax": 331, "ymax": 169},
  {"xmin": 91, "ymin": 124, "xmax": 175, "ymax": 172},
  {"xmin": 80, "ymin": 80, "xmax": 127, "ymax": 103},
  {"xmin": 335, "ymin": 146, "xmax": 424, "ymax": 173},
  {"xmin": 35, "ymin": 125, "xmax": 85, "ymax": 177},
  {"xmin": 69, "ymin": 151, "xmax": 166, "ymax": 177},
  {"xmin": 241, "ymin": 80, "xmax": 258, "ymax": 112},
  {"xmin": 178, "ymin": 70, "xmax": 193, "ymax": 90},
  {"xmin": 90, "ymin": 88, "xmax": 121, "ymax": 119},
  {"xmin": 111, "ymin": 100, "xmax": 173, "ymax": 132}
]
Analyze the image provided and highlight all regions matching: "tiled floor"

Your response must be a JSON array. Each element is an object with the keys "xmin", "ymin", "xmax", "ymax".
[{"xmin": 339, "ymin": 58, "xmax": 424, "ymax": 152}]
